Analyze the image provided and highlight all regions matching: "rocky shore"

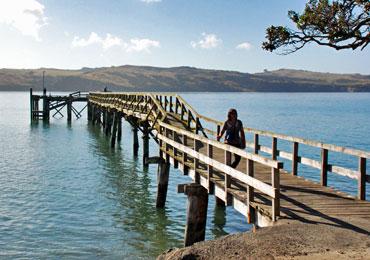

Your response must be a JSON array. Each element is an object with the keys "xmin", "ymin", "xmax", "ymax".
[{"xmin": 158, "ymin": 218, "xmax": 370, "ymax": 260}]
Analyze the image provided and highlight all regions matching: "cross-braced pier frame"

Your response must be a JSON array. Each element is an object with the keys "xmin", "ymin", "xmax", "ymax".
[{"xmin": 29, "ymin": 88, "xmax": 88, "ymax": 122}]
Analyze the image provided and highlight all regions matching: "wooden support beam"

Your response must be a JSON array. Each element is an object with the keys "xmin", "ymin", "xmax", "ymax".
[
  {"xmin": 224, "ymin": 150, "xmax": 232, "ymax": 206},
  {"xmin": 207, "ymin": 143, "xmax": 214, "ymax": 194},
  {"xmin": 156, "ymin": 156, "xmax": 170, "ymax": 208},
  {"xmin": 358, "ymin": 157, "xmax": 366, "ymax": 200},
  {"xmin": 91, "ymin": 105, "xmax": 96, "ymax": 125},
  {"xmin": 183, "ymin": 134, "xmax": 189, "ymax": 175},
  {"xmin": 184, "ymin": 183, "xmax": 208, "ymax": 247},
  {"xmin": 143, "ymin": 123, "xmax": 150, "ymax": 166},
  {"xmin": 29, "ymin": 88, "xmax": 33, "ymax": 121},
  {"xmin": 117, "ymin": 114, "xmax": 122, "ymax": 142},
  {"xmin": 102, "ymin": 108, "xmax": 106, "ymax": 128},
  {"xmin": 43, "ymin": 97, "xmax": 50, "ymax": 122},
  {"xmin": 247, "ymin": 159, "xmax": 255, "ymax": 224},
  {"xmin": 67, "ymin": 99, "xmax": 72, "ymax": 123},
  {"xmin": 87, "ymin": 102, "xmax": 92, "ymax": 121},
  {"xmin": 271, "ymin": 167, "xmax": 280, "ymax": 221},
  {"xmin": 145, "ymin": 156, "xmax": 161, "ymax": 165},
  {"xmin": 321, "ymin": 148, "xmax": 328, "ymax": 186},
  {"xmin": 271, "ymin": 137, "xmax": 277, "ymax": 160},
  {"xmin": 215, "ymin": 197, "xmax": 225, "ymax": 208},
  {"xmin": 110, "ymin": 112, "xmax": 118, "ymax": 148},
  {"xmin": 194, "ymin": 138, "xmax": 201, "ymax": 183},
  {"xmin": 105, "ymin": 111, "xmax": 112, "ymax": 136},
  {"xmin": 254, "ymin": 134, "xmax": 259, "ymax": 154},
  {"xmin": 195, "ymin": 117, "xmax": 200, "ymax": 134},
  {"xmin": 133, "ymin": 123, "xmax": 139, "ymax": 156},
  {"xmin": 292, "ymin": 142, "xmax": 299, "ymax": 176}
]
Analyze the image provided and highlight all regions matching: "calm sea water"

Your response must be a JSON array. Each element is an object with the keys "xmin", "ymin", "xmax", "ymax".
[{"xmin": 0, "ymin": 92, "xmax": 369, "ymax": 259}]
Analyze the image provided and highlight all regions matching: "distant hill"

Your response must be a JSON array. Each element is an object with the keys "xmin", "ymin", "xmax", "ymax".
[{"xmin": 0, "ymin": 65, "xmax": 369, "ymax": 92}]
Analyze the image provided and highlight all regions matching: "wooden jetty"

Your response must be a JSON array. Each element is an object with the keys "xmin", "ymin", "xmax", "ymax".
[
  {"xmin": 86, "ymin": 92, "xmax": 370, "ymax": 245},
  {"xmin": 30, "ymin": 90, "xmax": 370, "ymax": 246},
  {"xmin": 30, "ymin": 88, "xmax": 88, "ymax": 122}
]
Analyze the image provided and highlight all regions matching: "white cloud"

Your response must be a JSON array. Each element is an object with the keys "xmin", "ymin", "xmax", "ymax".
[
  {"xmin": 71, "ymin": 32, "xmax": 159, "ymax": 53},
  {"xmin": 236, "ymin": 42, "xmax": 253, "ymax": 50},
  {"xmin": 126, "ymin": 38, "xmax": 160, "ymax": 53},
  {"xmin": 102, "ymin": 34, "xmax": 124, "ymax": 50},
  {"xmin": 71, "ymin": 32, "xmax": 103, "ymax": 48},
  {"xmin": 0, "ymin": 0, "xmax": 48, "ymax": 41},
  {"xmin": 191, "ymin": 33, "xmax": 222, "ymax": 49},
  {"xmin": 141, "ymin": 0, "xmax": 162, "ymax": 3}
]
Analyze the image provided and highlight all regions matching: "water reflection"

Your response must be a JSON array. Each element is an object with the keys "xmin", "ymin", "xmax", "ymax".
[{"xmin": 87, "ymin": 123, "xmax": 182, "ymax": 257}]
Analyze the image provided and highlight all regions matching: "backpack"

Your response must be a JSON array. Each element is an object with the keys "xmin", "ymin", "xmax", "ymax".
[{"xmin": 225, "ymin": 120, "xmax": 240, "ymax": 145}]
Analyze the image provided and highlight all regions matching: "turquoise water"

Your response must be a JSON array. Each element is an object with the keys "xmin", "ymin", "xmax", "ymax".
[{"xmin": 0, "ymin": 92, "xmax": 369, "ymax": 259}]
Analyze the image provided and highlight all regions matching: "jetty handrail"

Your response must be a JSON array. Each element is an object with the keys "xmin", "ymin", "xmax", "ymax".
[
  {"xmin": 158, "ymin": 121, "xmax": 283, "ymax": 221},
  {"xmin": 88, "ymin": 92, "xmax": 170, "ymax": 133},
  {"xmin": 88, "ymin": 92, "xmax": 368, "ymax": 201},
  {"xmin": 143, "ymin": 92, "xmax": 369, "ymax": 200}
]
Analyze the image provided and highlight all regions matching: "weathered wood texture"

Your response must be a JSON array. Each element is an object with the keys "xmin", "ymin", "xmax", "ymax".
[{"xmin": 88, "ymin": 92, "xmax": 370, "ymax": 227}]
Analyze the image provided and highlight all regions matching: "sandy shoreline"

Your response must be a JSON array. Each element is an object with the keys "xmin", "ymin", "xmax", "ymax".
[{"xmin": 158, "ymin": 217, "xmax": 370, "ymax": 259}]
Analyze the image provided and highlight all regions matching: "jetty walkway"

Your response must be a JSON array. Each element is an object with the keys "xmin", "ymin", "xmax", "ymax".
[{"xmin": 30, "ymin": 91, "xmax": 370, "ymax": 246}]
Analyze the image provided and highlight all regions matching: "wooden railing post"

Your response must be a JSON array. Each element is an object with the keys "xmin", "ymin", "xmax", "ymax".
[
  {"xmin": 207, "ymin": 144, "xmax": 214, "ymax": 194},
  {"xmin": 164, "ymin": 96, "xmax": 168, "ymax": 111},
  {"xmin": 187, "ymin": 111, "xmax": 192, "ymax": 129},
  {"xmin": 194, "ymin": 138, "xmax": 201, "ymax": 183},
  {"xmin": 195, "ymin": 117, "xmax": 200, "ymax": 134},
  {"xmin": 246, "ymin": 159, "xmax": 255, "ymax": 223},
  {"xmin": 181, "ymin": 103, "xmax": 185, "ymax": 121},
  {"xmin": 224, "ymin": 150, "xmax": 232, "ymax": 206},
  {"xmin": 175, "ymin": 97, "xmax": 179, "ymax": 114},
  {"xmin": 272, "ymin": 137, "xmax": 277, "ymax": 160},
  {"xmin": 254, "ymin": 134, "xmax": 259, "ymax": 154},
  {"xmin": 358, "ymin": 157, "xmax": 366, "ymax": 200},
  {"xmin": 172, "ymin": 129, "xmax": 178, "ymax": 168},
  {"xmin": 272, "ymin": 167, "xmax": 280, "ymax": 221},
  {"xmin": 183, "ymin": 134, "xmax": 188, "ymax": 175},
  {"xmin": 292, "ymin": 142, "xmax": 299, "ymax": 176},
  {"xmin": 110, "ymin": 111, "xmax": 118, "ymax": 148},
  {"xmin": 169, "ymin": 96, "xmax": 173, "ymax": 112},
  {"xmin": 321, "ymin": 148, "xmax": 328, "ymax": 186}
]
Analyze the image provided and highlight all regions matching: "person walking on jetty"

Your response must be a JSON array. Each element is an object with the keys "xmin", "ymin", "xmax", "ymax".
[{"xmin": 217, "ymin": 108, "xmax": 246, "ymax": 168}]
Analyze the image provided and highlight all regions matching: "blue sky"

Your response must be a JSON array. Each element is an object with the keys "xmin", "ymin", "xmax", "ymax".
[{"xmin": 0, "ymin": 0, "xmax": 369, "ymax": 74}]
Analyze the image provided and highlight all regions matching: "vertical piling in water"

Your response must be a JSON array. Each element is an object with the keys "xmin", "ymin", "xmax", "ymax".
[
  {"xmin": 156, "ymin": 155, "xmax": 170, "ymax": 208},
  {"xmin": 110, "ymin": 111, "xmax": 118, "ymax": 148},
  {"xmin": 102, "ymin": 109, "xmax": 106, "ymax": 129},
  {"xmin": 215, "ymin": 197, "xmax": 225, "ymax": 208},
  {"xmin": 42, "ymin": 88, "xmax": 49, "ymax": 122},
  {"xmin": 184, "ymin": 183, "xmax": 208, "ymax": 246},
  {"xmin": 87, "ymin": 102, "xmax": 92, "ymax": 121},
  {"xmin": 91, "ymin": 105, "xmax": 96, "ymax": 125},
  {"xmin": 133, "ymin": 123, "xmax": 139, "ymax": 156},
  {"xmin": 105, "ymin": 111, "xmax": 112, "ymax": 136},
  {"xmin": 29, "ymin": 88, "xmax": 33, "ymax": 121},
  {"xmin": 67, "ymin": 96, "xmax": 72, "ymax": 123},
  {"xmin": 117, "ymin": 114, "xmax": 122, "ymax": 142},
  {"xmin": 143, "ymin": 123, "xmax": 150, "ymax": 166}
]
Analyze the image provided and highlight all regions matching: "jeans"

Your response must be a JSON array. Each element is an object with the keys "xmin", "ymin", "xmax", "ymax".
[{"xmin": 226, "ymin": 143, "xmax": 242, "ymax": 169}]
